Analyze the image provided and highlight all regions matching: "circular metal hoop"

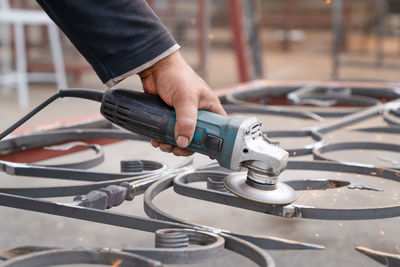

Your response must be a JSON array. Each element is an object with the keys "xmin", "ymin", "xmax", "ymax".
[
  {"xmin": 266, "ymin": 130, "xmax": 324, "ymax": 156},
  {"xmin": 2, "ymin": 248, "xmax": 162, "ymax": 267},
  {"xmin": 313, "ymin": 141, "xmax": 400, "ymax": 170},
  {"xmin": 170, "ymin": 162, "xmax": 400, "ymax": 220}
]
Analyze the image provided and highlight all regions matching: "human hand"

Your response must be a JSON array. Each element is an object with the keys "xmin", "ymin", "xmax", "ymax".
[{"xmin": 138, "ymin": 51, "xmax": 226, "ymax": 156}]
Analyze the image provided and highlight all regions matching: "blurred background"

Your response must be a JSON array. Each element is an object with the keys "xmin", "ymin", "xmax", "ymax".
[{"xmin": 1, "ymin": 0, "xmax": 400, "ymax": 112}]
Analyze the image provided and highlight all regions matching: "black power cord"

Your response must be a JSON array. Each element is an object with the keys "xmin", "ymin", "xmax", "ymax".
[{"xmin": 0, "ymin": 89, "xmax": 104, "ymax": 140}]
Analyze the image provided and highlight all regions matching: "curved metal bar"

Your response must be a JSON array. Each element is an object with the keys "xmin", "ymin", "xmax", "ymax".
[
  {"xmin": 355, "ymin": 126, "xmax": 400, "ymax": 134},
  {"xmin": 313, "ymin": 141, "xmax": 400, "ymax": 170},
  {"xmin": 220, "ymin": 233, "xmax": 275, "ymax": 267},
  {"xmin": 143, "ymin": 173, "xmax": 324, "ymax": 250},
  {"xmin": 223, "ymin": 82, "xmax": 400, "ymax": 119},
  {"xmin": 39, "ymin": 142, "xmax": 104, "ymax": 170},
  {"xmin": 129, "ymin": 228, "xmax": 225, "ymax": 264},
  {"xmin": 0, "ymin": 190, "xmax": 188, "ymax": 232},
  {"xmin": 0, "ymin": 129, "xmax": 145, "ymax": 154},
  {"xmin": 287, "ymin": 85, "xmax": 381, "ymax": 107},
  {"xmin": 2, "ymin": 248, "xmax": 162, "ymax": 267},
  {"xmin": 0, "ymin": 173, "xmax": 160, "ymax": 198},
  {"xmin": 355, "ymin": 246, "xmax": 400, "ymax": 266},
  {"xmin": 0, "ymin": 230, "xmax": 230, "ymax": 266},
  {"xmin": 312, "ymin": 98, "xmax": 400, "ymax": 134},
  {"xmin": 284, "ymin": 179, "xmax": 350, "ymax": 190},
  {"xmin": 384, "ymin": 109, "xmax": 400, "ymax": 126},
  {"xmin": 0, "ymin": 129, "xmax": 169, "ymax": 181},
  {"xmin": 224, "ymin": 103, "xmax": 324, "ymax": 122},
  {"xmin": 171, "ymin": 162, "xmax": 400, "ymax": 220},
  {"xmin": 266, "ymin": 130, "xmax": 324, "ymax": 156},
  {"xmin": 0, "ymin": 159, "xmax": 167, "ymax": 182}
]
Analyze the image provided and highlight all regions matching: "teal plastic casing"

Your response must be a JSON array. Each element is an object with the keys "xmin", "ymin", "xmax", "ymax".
[{"xmin": 166, "ymin": 110, "xmax": 247, "ymax": 170}]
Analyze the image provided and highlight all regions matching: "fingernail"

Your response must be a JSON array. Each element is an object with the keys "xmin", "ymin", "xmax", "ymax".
[{"xmin": 176, "ymin": 136, "xmax": 189, "ymax": 148}]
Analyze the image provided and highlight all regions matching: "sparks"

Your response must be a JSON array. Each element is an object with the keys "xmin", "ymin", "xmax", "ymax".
[
  {"xmin": 326, "ymin": 0, "xmax": 332, "ymax": 4},
  {"xmin": 112, "ymin": 259, "xmax": 123, "ymax": 267}
]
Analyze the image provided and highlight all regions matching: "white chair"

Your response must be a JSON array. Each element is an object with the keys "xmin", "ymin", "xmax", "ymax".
[{"xmin": 0, "ymin": 0, "xmax": 67, "ymax": 109}]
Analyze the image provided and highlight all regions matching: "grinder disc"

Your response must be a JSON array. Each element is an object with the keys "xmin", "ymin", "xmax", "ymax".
[{"xmin": 224, "ymin": 173, "xmax": 296, "ymax": 205}]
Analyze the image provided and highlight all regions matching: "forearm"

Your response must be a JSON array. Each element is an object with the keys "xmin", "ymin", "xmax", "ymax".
[{"xmin": 37, "ymin": 0, "xmax": 179, "ymax": 85}]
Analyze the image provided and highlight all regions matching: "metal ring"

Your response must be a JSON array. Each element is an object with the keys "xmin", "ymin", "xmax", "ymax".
[
  {"xmin": 171, "ymin": 162, "xmax": 400, "ymax": 220},
  {"xmin": 0, "ymin": 129, "xmax": 168, "ymax": 182},
  {"xmin": 313, "ymin": 141, "xmax": 400, "ymax": 169},
  {"xmin": 2, "ymin": 248, "xmax": 162, "ymax": 267},
  {"xmin": 266, "ymin": 130, "xmax": 324, "ymax": 156},
  {"xmin": 223, "ymin": 82, "xmax": 400, "ymax": 118},
  {"xmin": 143, "ymin": 171, "xmax": 323, "ymax": 251},
  {"xmin": 130, "ymin": 228, "xmax": 225, "ymax": 265}
]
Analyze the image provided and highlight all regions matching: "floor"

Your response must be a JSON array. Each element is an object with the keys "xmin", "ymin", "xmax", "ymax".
[{"xmin": 0, "ymin": 31, "xmax": 400, "ymax": 266}]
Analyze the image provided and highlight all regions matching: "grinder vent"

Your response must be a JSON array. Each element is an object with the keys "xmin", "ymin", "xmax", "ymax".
[{"xmin": 101, "ymin": 99, "xmax": 130, "ymax": 128}]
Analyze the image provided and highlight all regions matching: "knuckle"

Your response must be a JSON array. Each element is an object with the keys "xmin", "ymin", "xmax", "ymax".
[
  {"xmin": 177, "ymin": 117, "xmax": 196, "ymax": 129},
  {"xmin": 160, "ymin": 144, "xmax": 173, "ymax": 152}
]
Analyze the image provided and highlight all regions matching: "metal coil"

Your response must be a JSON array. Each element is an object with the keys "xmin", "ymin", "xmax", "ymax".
[
  {"xmin": 120, "ymin": 160, "xmax": 145, "ymax": 172},
  {"xmin": 155, "ymin": 229, "xmax": 189, "ymax": 249},
  {"xmin": 207, "ymin": 176, "xmax": 228, "ymax": 192}
]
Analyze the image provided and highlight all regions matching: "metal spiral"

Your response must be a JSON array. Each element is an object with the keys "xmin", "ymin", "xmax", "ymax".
[
  {"xmin": 121, "ymin": 160, "xmax": 144, "ymax": 172},
  {"xmin": 155, "ymin": 229, "xmax": 189, "ymax": 249},
  {"xmin": 207, "ymin": 176, "xmax": 228, "ymax": 192}
]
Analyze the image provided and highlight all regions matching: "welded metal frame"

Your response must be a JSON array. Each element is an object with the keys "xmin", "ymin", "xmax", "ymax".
[
  {"xmin": 0, "ymin": 127, "xmax": 318, "ymax": 266},
  {"xmin": 1, "ymin": 81, "xmax": 400, "ymax": 265}
]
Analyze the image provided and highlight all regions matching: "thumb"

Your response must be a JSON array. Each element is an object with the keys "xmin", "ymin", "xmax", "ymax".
[{"xmin": 173, "ymin": 93, "xmax": 198, "ymax": 148}]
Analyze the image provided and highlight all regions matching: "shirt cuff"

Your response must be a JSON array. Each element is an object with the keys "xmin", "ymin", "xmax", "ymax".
[{"xmin": 105, "ymin": 44, "xmax": 180, "ymax": 88}]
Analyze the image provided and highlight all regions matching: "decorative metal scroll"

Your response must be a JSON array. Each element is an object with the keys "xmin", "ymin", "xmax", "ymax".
[{"xmin": 1, "ymin": 81, "xmax": 400, "ymax": 266}]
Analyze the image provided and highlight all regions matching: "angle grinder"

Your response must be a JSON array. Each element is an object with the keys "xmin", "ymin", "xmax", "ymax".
[
  {"xmin": 100, "ymin": 89, "xmax": 296, "ymax": 205},
  {"xmin": 0, "ymin": 88, "xmax": 296, "ymax": 205}
]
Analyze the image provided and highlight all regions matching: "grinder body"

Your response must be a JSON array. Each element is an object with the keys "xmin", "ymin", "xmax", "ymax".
[
  {"xmin": 100, "ymin": 89, "xmax": 294, "ymax": 204},
  {"xmin": 100, "ymin": 89, "xmax": 246, "ymax": 170}
]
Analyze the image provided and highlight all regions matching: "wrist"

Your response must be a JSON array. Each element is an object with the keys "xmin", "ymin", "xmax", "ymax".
[{"xmin": 139, "ymin": 51, "xmax": 184, "ymax": 79}]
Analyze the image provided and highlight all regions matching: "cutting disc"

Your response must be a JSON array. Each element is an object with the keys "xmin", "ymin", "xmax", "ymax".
[{"xmin": 224, "ymin": 172, "xmax": 296, "ymax": 205}]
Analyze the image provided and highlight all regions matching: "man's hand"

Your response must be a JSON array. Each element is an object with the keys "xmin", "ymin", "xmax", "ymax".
[{"xmin": 139, "ymin": 51, "xmax": 226, "ymax": 156}]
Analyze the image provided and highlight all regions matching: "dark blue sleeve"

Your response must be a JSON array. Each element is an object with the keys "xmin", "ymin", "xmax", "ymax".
[{"xmin": 37, "ymin": 0, "xmax": 177, "ymax": 84}]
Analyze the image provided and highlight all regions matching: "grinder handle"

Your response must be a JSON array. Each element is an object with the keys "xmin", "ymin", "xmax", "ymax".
[
  {"xmin": 101, "ymin": 89, "xmax": 173, "ymax": 142},
  {"xmin": 100, "ymin": 89, "xmax": 241, "ymax": 168}
]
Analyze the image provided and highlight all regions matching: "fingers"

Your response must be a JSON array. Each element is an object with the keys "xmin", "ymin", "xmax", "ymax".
[
  {"xmin": 205, "ymin": 97, "xmax": 227, "ymax": 116},
  {"xmin": 172, "ymin": 147, "xmax": 194, "ymax": 156},
  {"xmin": 152, "ymin": 141, "xmax": 194, "ymax": 156},
  {"xmin": 151, "ymin": 139, "xmax": 174, "ymax": 153},
  {"xmin": 151, "ymin": 139, "xmax": 160, "ymax": 147},
  {"xmin": 172, "ymin": 92, "xmax": 198, "ymax": 148},
  {"xmin": 161, "ymin": 143, "xmax": 174, "ymax": 153},
  {"xmin": 198, "ymin": 90, "xmax": 227, "ymax": 116}
]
